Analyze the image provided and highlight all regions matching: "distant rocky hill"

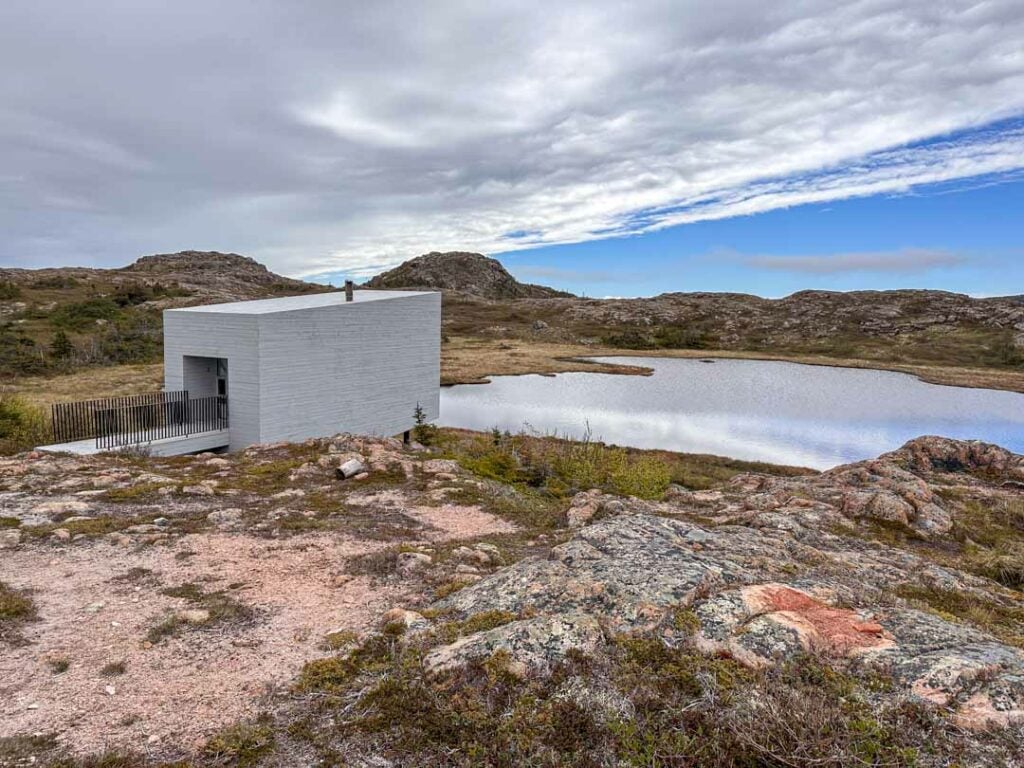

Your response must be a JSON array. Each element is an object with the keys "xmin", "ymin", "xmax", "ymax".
[
  {"xmin": 554, "ymin": 288, "xmax": 1024, "ymax": 347},
  {"xmin": 365, "ymin": 251, "xmax": 573, "ymax": 299},
  {"xmin": 431, "ymin": 262, "xmax": 1024, "ymax": 370},
  {"xmin": 0, "ymin": 250, "xmax": 325, "ymax": 305}
]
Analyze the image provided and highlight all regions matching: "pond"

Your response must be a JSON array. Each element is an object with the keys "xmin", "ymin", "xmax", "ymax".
[{"xmin": 439, "ymin": 357, "xmax": 1024, "ymax": 469}]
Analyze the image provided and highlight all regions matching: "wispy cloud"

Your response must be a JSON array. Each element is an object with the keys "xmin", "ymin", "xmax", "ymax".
[
  {"xmin": 1, "ymin": 1, "xmax": 1023, "ymax": 275},
  {"xmin": 743, "ymin": 248, "xmax": 968, "ymax": 275}
]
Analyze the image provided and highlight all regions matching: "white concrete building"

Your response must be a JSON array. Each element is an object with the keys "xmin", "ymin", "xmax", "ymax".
[
  {"xmin": 41, "ymin": 288, "xmax": 441, "ymax": 455},
  {"xmin": 162, "ymin": 289, "xmax": 441, "ymax": 451}
]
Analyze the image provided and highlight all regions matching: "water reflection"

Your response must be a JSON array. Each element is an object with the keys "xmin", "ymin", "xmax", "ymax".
[{"xmin": 439, "ymin": 357, "xmax": 1024, "ymax": 469}]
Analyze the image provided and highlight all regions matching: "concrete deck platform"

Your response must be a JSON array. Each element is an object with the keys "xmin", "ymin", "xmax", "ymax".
[{"xmin": 37, "ymin": 429, "xmax": 230, "ymax": 457}]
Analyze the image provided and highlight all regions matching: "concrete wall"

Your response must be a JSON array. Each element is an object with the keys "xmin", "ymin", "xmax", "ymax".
[
  {"xmin": 256, "ymin": 292, "xmax": 441, "ymax": 443},
  {"xmin": 135, "ymin": 430, "xmax": 230, "ymax": 456},
  {"xmin": 163, "ymin": 312, "xmax": 261, "ymax": 450},
  {"xmin": 164, "ymin": 291, "xmax": 440, "ymax": 450}
]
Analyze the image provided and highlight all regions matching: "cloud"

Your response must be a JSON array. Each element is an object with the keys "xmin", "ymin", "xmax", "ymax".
[
  {"xmin": 1, "ymin": 1, "xmax": 1023, "ymax": 275},
  {"xmin": 744, "ymin": 248, "xmax": 968, "ymax": 275}
]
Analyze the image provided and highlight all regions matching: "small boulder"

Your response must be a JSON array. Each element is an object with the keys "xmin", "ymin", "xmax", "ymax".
[
  {"xmin": 380, "ymin": 608, "xmax": 430, "ymax": 631},
  {"xmin": 423, "ymin": 459, "xmax": 461, "ymax": 475},
  {"xmin": 182, "ymin": 484, "xmax": 215, "ymax": 496},
  {"xmin": 51, "ymin": 528, "xmax": 71, "ymax": 542},
  {"xmin": 452, "ymin": 545, "xmax": 490, "ymax": 566},
  {"xmin": 289, "ymin": 462, "xmax": 320, "ymax": 480},
  {"xmin": 179, "ymin": 609, "xmax": 211, "ymax": 625},
  {"xmin": 396, "ymin": 551, "xmax": 432, "ymax": 575},
  {"xmin": 31, "ymin": 500, "xmax": 92, "ymax": 519},
  {"xmin": 207, "ymin": 508, "xmax": 243, "ymax": 529},
  {"xmin": 567, "ymin": 490, "xmax": 603, "ymax": 528}
]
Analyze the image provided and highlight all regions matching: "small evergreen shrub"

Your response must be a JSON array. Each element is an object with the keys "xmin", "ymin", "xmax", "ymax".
[{"xmin": 0, "ymin": 392, "xmax": 49, "ymax": 454}]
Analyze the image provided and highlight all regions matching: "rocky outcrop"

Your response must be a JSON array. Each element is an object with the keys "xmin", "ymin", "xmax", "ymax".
[
  {"xmin": 365, "ymin": 251, "xmax": 573, "ymax": 299},
  {"xmin": 430, "ymin": 437, "xmax": 1024, "ymax": 731},
  {"xmin": 418, "ymin": 261, "xmax": 1024, "ymax": 350},
  {"xmin": 548, "ymin": 288, "xmax": 1024, "ymax": 344},
  {"xmin": 123, "ymin": 251, "xmax": 320, "ymax": 301},
  {"xmin": 0, "ymin": 250, "xmax": 326, "ymax": 306}
]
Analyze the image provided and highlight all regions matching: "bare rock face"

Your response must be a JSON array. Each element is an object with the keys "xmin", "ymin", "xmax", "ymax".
[
  {"xmin": 365, "ymin": 251, "xmax": 573, "ymax": 299},
  {"xmin": 546, "ymin": 288, "xmax": 1024, "ymax": 346},
  {"xmin": 123, "ymin": 251, "xmax": 321, "ymax": 302},
  {"xmin": 424, "ymin": 613, "xmax": 603, "ymax": 676},
  {"xmin": 432, "ymin": 437, "xmax": 1024, "ymax": 731},
  {"xmin": 0, "ymin": 250, "xmax": 328, "ymax": 307}
]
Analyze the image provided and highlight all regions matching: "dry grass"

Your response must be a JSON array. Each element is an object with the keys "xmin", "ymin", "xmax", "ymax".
[
  {"xmin": 440, "ymin": 336, "xmax": 652, "ymax": 385},
  {"xmin": 0, "ymin": 581, "xmax": 37, "ymax": 644},
  {"xmin": 8, "ymin": 362, "xmax": 163, "ymax": 409}
]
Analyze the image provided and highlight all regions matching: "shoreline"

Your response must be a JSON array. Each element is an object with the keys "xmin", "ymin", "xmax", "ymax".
[{"xmin": 440, "ymin": 337, "xmax": 1024, "ymax": 394}]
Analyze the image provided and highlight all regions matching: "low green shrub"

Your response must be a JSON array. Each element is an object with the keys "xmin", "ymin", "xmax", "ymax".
[
  {"xmin": 452, "ymin": 427, "xmax": 672, "ymax": 500},
  {"xmin": 0, "ymin": 391, "xmax": 49, "ymax": 454},
  {"xmin": 49, "ymin": 298, "xmax": 122, "ymax": 330}
]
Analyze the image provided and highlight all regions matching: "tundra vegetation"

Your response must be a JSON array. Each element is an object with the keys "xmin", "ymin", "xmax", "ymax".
[
  {"xmin": 0, "ymin": 430, "xmax": 1023, "ymax": 766},
  {"xmin": 2, "ymin": 252, "xmax": 1024, "ymax": 765}
]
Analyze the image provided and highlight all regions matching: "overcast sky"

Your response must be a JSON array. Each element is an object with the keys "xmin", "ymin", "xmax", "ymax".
[{"xmin": 2, "ymin": 0, "xmax": 1023, "ymax": 295}]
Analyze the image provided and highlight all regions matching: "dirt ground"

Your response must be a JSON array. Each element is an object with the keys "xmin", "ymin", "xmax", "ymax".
[{"xmin": 0, "ymin": 509, "xmax": 515, "ymax": 757}]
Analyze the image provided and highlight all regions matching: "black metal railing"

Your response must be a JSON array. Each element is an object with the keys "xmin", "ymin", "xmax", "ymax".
[{"xmin": 51, "ymin": 391, "xmax": 228, "ymax": 449}]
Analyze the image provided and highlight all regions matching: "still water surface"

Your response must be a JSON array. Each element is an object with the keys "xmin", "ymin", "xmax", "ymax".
[{"xmin": 439, "ymin": 357, "xmax": 1024, "ymax": 469}]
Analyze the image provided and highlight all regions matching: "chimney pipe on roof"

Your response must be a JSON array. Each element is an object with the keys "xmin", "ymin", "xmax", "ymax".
[{"xmin": 344, "ymin": 280, "xmax": 354, "ymax": 302}]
